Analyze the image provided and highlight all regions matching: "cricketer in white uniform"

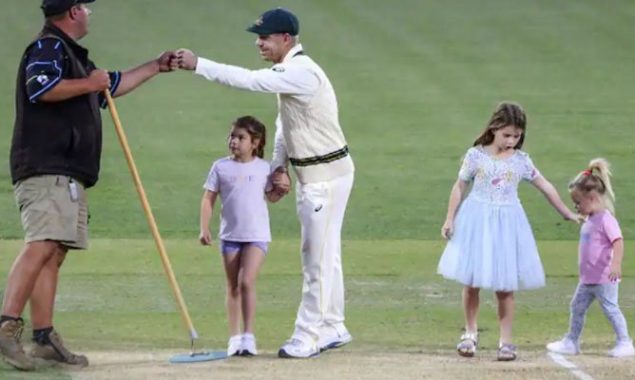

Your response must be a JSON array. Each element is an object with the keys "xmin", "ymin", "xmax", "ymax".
[{"xmin": 175, "ymin": 7, "xmax": 355, "ymax": 358}]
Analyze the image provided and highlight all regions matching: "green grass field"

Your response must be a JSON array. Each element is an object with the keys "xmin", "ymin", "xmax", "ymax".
[{"xmin": 1, "ymin": 1, "xmax": 634, "ymax": 379}]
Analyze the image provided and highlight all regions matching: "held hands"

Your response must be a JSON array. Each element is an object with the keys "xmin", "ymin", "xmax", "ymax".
[
  {"xmin": 199, "ymin": 229, "xmax": 212, "ymax": 246},
  {"xmin": 565, "ymin": 210, "xmax": 586, "ymax": 224},
  {"xmin": 174, "ymin": 49, "xmax": 198, "ymax": 71},
  {"xmin": 441, "ymin": 219, "xmax": 454, "ymax": 240},
  {"xmin": 272, "ymin": 167, "xmax": 291, "ymax": 196}
]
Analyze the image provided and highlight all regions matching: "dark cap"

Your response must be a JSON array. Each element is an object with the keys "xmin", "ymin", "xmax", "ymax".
[
  {"xmin": 246, "ymin": 8, "xmax": 299, "ymax": 36},
  {"xmin": 41, "ymin": 0, "xmax": 95, "ymax": 17}
]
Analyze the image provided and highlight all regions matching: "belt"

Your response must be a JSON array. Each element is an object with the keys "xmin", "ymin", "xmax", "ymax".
[{"xmin": 289, "ymin": 146, "xmax": 349, "ymax": 167}]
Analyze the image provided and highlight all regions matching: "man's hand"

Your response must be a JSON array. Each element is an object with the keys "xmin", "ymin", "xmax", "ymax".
[
  {"xmin": 87, "ymin": 69, "xmax": 111, "ymax": 92},
  {"xmin": 272, "ymin": 167, "xmax": 291, "ymax": 195},
  {"xmin": 157, "ymin": 51, "xmax": 177, "ymax": 72},
  {"xmin": 176, "ymin": 49, "xmax": 198, "ymax": 71}
]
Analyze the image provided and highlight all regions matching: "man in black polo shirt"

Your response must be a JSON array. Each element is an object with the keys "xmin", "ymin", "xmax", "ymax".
[{"xmin": 0, "ymin": 0, "xmax": 175, "ymax": 371}]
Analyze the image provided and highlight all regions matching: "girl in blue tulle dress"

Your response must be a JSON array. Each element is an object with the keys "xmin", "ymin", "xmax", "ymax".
[{"xmin": 438, "ymin": 102, "xmax": 579, "ymax": 361}]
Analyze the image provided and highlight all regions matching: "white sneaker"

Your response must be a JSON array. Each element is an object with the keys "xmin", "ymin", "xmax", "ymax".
[
  {"xmin": 318, "ymin": 326, "xmax": 353, "ymax": 352},
  {"xmin": 227, "ymin": 335, "xmax": 242, "ymax": 357},
  {"xmin": 240, "ymin": 333, "xmax": 257, "ymax": 356},
  {"xmin": 608, "ymin": 340, "xmax": 635, "ymax": 358},
  {"xmin": 278, "ymin": 338, "xmax": 319, "ymax": 359},
  {"xmin": 546, "ymin": 338, "xmax": 580, "ymax": 355}
]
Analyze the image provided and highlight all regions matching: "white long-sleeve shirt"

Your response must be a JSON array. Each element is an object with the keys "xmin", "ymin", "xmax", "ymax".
[{"xmin": 195, "ymin": 44, "xmax": 354, "ymax": 184}]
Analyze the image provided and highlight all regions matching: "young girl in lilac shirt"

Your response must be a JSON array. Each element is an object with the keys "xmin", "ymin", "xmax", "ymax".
[
  {"xmin": 547, "ymin": 158, "xmax": 635, "ymax": 358},
  {"xmin": 199, "ymin": 116, "xmax": 287, "ymax": 357}
]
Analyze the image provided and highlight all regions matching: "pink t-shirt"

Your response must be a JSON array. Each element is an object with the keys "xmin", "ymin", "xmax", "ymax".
[
  {"xmin": 204, "ymin": 157, "xmax": 272, "ymax": 242},
  {"xmin": 578, "ymin": 210, "xmax": 623, "ymax": 284}
]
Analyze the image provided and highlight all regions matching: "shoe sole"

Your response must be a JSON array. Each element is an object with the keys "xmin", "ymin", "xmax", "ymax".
[
  {"xmin": 2, "ymin": 356, "xmax": 35, "ymax": 371},
  {"xmin": 320, "ymin": 340, "xmax": 350, "ymax": 352},
  {"xmin": 457, "ymin": 349, "xmax": 475, "ymax": 358},
  {"xmin": 609, "ymin": 352, "xmax": 635, "ymax": 358},
  {"xmin": 31, "ymin": 356, "xmax": 89, "ymax": 367},
  {"xmin": 547, "ymin": 349, "xmax": 579, "ymax": 355},
  {"xmin": 546, "ymin": 345, "xmax": 579, "ymax": 355},
  {"xmin": 278, "ymin": 348, "xmax": 319, "ymax": 359},
  {"xmin": 319, "ymin": 334, "xmax": 353, "ymax": 352}
]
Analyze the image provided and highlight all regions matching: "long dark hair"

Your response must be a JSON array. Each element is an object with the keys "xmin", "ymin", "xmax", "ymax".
[
  {"xmin": 232, "ymin": 116, "xmax": 267, "ymax": 158},
  {"xmin": 473, "ymin": 102, "xmax": 527, "ymax": 149}
]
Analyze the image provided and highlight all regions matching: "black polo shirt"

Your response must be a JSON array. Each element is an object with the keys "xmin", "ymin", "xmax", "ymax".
[{"xmin": 11, "ymin": 23, "xmax": 121, "ymax": 188}]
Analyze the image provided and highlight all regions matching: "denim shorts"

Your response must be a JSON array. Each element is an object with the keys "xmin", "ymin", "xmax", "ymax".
[{"xmin": 220, "ymin": 240, "xmax": 269, "ymax": 255}]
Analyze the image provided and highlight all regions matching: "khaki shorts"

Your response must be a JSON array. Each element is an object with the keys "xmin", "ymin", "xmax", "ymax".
[{"xmin": 14, "ymin": 175, "xmax": 89, "ymax": 250}]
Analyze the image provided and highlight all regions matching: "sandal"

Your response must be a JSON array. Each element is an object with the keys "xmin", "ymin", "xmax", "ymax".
[
  {"xmin": 457, "ymin": 332, "xmax": 478, "ymax": 357},
  {"xmin": 497, "ymin": 343, "xmax": 517, "ymax": 361}
]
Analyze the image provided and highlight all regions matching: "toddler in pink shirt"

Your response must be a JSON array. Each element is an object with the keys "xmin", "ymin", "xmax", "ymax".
[{"xmin": 547, "ymin": 158, "xmax": 634, "ymax": 358}]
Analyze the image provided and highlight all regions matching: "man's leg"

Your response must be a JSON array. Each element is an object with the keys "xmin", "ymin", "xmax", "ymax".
[
  {"xmin": 2, "ymin": 241, "xmax": 59, "ymax": 319},
  {"xmin": 279, "ymin": 181, "xmax": 333, "ymax": 358},
  {"xmin": 319, "ymin": 174, "xmax": 354, "ymax": 350},
  {"xmin": 29, "ymin": 247, "xmax": 90, "ymax": 366},
  {"xmin": 280, "ymin": 174, "xmax": 354, "ymax": 357},
  {"xmin": 29, "ymin": 250, "xmax": 90, "ymax": 367},
  {"xmin": 29, "ymin": 244, "xmax": 67, "ymax": 329},
  {"xmin": 27, "ymin": 177, "xmax": 89, "ymax": 366},
  {"xmin": 0, "ymin": 241, "xmax": 59, "ymax": 371}
]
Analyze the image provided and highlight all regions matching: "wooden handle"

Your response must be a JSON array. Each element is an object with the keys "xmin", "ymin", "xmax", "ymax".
[{"xmin": 105, "ymin": 90, "xmax": 198, "ymax": 341}]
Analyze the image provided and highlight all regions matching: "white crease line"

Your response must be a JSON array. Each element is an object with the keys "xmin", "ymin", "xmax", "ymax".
[{"xmin": 548, "ymin": 352, "xmax": 594, "ymax": 380}]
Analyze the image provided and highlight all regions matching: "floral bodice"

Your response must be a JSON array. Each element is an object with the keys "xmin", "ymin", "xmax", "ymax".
[{"xmin": 458, "ymin": 146, "xmax": 540, "ymax": 205}]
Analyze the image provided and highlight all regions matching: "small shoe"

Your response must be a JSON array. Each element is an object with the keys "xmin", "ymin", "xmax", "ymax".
[
  {"xmin": 546, "ymin": 338, "xmax": 580, "ymax": 355},
  {"xmin": 456, "ymin": 332, "xmax": 478, "ymax": 358},
  {"xmin": 608, "ymin": 340, "xmax": 635, "ymax": 358},
  {"xmin": 318, "ymin": 326, "xmax": 352, "ymax": 352},
  {"xmin": 226, "ymin": 335, "xmax": 242, "ymax": 357},
  {"xmin": 240, "ymin": 333, "xmax": 257, "ymax": 356},
  {"xmin": 278, "ymin": 338, "xmax": 319, "ymax": 359},
  {"xmin": 0, "ymin": 319, "xmax": 35, "ymax": 371},
  {"xmin": 497, "ymin": 343, "xmax": 518, "ymax": 361}
]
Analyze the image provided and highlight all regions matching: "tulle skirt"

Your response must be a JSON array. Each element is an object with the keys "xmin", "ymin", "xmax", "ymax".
[{"xmin": 437, "ymin": 196, "xmax": 545, "ymax": 291}]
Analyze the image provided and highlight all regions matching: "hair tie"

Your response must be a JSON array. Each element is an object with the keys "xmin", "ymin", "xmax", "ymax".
[{"xmin": 582, "ymin": 169, "xmax": 592, "ymax": 176}]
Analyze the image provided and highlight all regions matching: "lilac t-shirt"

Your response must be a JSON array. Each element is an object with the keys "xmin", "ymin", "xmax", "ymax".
[
  {"xmin": 578, "ymin": 210, "xmax": 623, "ymax": 284},
  {"xmin": 204, "ymin": 157, "xmax": 272, "ymax": 242}
]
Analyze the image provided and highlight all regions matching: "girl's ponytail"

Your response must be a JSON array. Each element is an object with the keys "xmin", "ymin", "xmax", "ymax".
[{"xmin": 569, "ymin": 158, "xmax": 615, "ymax": 214}]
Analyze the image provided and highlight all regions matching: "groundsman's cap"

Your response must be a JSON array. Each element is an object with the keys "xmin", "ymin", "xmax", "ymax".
[
  {"xmin": 246, "ymin": 8, "xmax": 299, "ymax": 36},
  {"xmin": 41, "ymin": 0, "xmax": 95, "ymax": 17}
]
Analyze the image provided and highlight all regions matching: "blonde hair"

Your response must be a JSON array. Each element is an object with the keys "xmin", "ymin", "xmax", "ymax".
[{"xmin": 569, "ymin": 158, "xmax": 615, "ymax": 214}]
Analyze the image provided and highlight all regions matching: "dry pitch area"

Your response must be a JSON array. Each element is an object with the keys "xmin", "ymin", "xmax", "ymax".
[{"xmin": 11, "ymin": 348, "xmax": 631, "ymax": 380}]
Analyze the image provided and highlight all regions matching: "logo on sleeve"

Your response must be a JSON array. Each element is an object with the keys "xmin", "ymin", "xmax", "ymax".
[
  {"xmin": 272, "ymin": 66, "xmax": 285, "ymax": 73},
  {"xmin": 36, "ymin": 75, "xmax": 50, "ymax": 85}
]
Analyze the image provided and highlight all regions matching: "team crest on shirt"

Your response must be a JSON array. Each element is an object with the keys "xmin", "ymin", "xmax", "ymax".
[
  {"xmin": 36, "ymin": 74, "xmax": 50, "ymax": 85},
  {"xmin": 272, "ymin": 66, "xmax": 285, "ymax": 73}
]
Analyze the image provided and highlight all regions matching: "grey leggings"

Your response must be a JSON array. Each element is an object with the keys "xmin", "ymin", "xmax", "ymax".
[{"xmin": 566, "ymin": 282, "xmax": 631, "ymax": 343}]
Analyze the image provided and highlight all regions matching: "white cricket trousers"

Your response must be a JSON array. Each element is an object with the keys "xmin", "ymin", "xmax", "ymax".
[{"xmin": 292, "ymin": 173, "xmax": 354, "ymax": 342}]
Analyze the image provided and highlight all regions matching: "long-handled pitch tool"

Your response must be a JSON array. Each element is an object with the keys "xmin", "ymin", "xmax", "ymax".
[{"xmin": 105, "ymin": 90, "xmax": 226, "ymax": 363}]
